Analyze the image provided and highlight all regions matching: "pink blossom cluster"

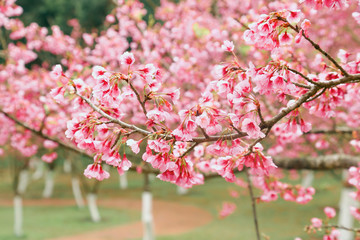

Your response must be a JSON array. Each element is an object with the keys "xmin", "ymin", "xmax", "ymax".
[
  {"xmin": 308, "ymin": 207, "xmax": 338, "ymax": 239},
  {"xmin": 243, "ymin": 10, "xmax": 307, "ymax": 50},
  {"xmin": 251, "ymin": 169, "xmax": 315, "ymax": 204},
  {"xmin": 2, "ymin": 0, "xmax": 360, "ymax": 237}
]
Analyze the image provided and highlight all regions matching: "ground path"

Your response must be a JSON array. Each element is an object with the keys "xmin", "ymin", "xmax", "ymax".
[{"xmin": 0, "ymin": 197, "xmax": 213, "ymax": 240}]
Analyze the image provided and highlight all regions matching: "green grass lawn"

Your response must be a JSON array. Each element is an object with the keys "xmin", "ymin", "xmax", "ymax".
[
  {"xmin": 0, "ymin": 206, "xmax": 139, "ymax": 240},
  {"xmin": 0, "ymin": 163, "xmax": 350, "ymax": 240}
]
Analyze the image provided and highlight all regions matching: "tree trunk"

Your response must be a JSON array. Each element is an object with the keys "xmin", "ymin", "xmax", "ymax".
[
  {"xmin": 142, "ymin": 191, "xmax": 154, "ymax": 240},
  {"xmin": 87, "ymin": 193, "xmax": 101, "ymax": 222},
  {"xmin": 42, "ymin": 170, "xmax": 55, "ymax": 198},
  {"xmin": 32, "ymin": 158, "xmax": 44, "ymax": 180},
  {"xmin": 176, "ymin": 186, "xmax": 189, "ymax": 195},
  {"xmin": 338, "ymin": 170, "xmax": 358, "ymax": 240},
  {"xmin": 301, "ymin": 170, "xmax": 314, "ymax": 188},
  {"xmin": 63, "ymin": 159, "xmax": 72, "ymax": 173},
  {"xmin": 17, "ymin": 170, "xmax": 29, "ymax": 195},
  {"xmin": 119, "ymin": 172, "xmax": 128, "ymax": 189},
  {"xmin": 148, "ymin": 173, "xmax": 156, "ymax": 182},
  {"xmin": 13, "ymin": 195, "xmax": 23, "ymax": 237},
  {"xmin": 71, "ymin": 177, "xmax": 85, "ymax": 208}
]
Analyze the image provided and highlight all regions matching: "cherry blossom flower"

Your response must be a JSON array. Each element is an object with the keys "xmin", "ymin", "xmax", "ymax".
[
  {"xmin": 324, "ymin": 207, "xmax": 336, "ymax": 219},
  {"xmin": 84, "ymin": 164, "xmax": 110, "ymax": 181},
  {"xmin": 92, "ymin": 66, "xmax": 108, "ymax": 80},
  {"xmin": 126, "ymin": 139, "xmax": 142, "ymax": 154},
  {"xmin": 43, "ymin": 140, "xmax": 58, "ymax": 149},
  {"xmin": 120, "ymin": 51, "xmax": 135, "ymax": 65},
  {"xmin": 50, "ymin": 64, "xmax": 63, "ymax": 80},
  {"xmin": 219, "ymin": 202, "xmax": 236, "ymax": 218},
  {"xmin": 41, "ymin": 152, "xmax": 57, "ymax": 163},
  {"xmin": 279, "ymin": 32, "xmax": 293, "ymax": 45},
  {"xmin": 311, "ymin": 217, "xmax": 322, "ymax": 228},
  {"xmin": 221, "ymin": 40, "xmax": 234, "ymax": 52},
  {"xmin": 241, "ymin": 118, "xmax": 265, "ymax": 139}
]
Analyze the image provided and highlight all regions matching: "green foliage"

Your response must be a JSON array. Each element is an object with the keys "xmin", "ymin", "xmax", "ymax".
[{"xmin": 17, "ymin": 0, "xmax": 115, "ymax": 34}]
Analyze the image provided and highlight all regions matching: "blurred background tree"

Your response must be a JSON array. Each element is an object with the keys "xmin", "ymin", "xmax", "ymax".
[
  {"xmin": 17, "ymin": 0, "xmax": 114, "ymax": 34},
  {"xmin": 17, "ymin": 0, "xmax": 160, "ymax": 34}
]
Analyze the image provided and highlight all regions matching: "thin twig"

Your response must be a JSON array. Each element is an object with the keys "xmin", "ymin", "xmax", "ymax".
[
  {"xmin": 323, "ymin": 225, "xmax": 360, "ymax": 233},
  {"xmin": 129, "ymin": 82, "xmax": 148, "ymax": 116},
  {"xmin": 246, "ymin": 169, "xmax": 261, "ymax": 240},
  {"xmin": 305, "ymin": 88, "xmax": 327, "ymax": 103},
  {"xmin": 287, "ymin": 67, "xmax": 320, "ymax": 86},
  {"xmin": 76, "ymin": 92, "xmax": 152, "ymax": 136},
  {"xmin": 278, "ymin": 17, "xmax": 349, "ymax": 77},
  {"xmin": 257, "ymin": 104, "xmax": 265, "ymax": 125},
  {"xmin": 200, "ymin": 127, "xmax": 210, "ymax": 139},
  {"xmin": 289, "ymin": 81, "xmax": 311, "ymax": 89},
  {"xmin": 180, "ymin": 142, "xmax": 199, "ymax": 158},
  {"xmin": 0, "ymin": 108, "xmax": 88, "ymax": 156}
]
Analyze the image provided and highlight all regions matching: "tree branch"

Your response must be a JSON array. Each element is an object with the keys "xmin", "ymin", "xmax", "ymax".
[
  {"xmin": 274, "ymin": 154, "xmax": 360, "ymax": 170},
  {"xmin": 0, "ymin": 109, "xmax": 88, "ymax": 156}
]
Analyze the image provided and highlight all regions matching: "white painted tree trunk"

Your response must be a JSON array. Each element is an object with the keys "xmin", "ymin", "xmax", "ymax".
[
  {"xmin": 87, "ymin": 193, "xmax": 101, "ymax": 222},
  {"xmin": 301, "ymin": 170, "xmax": 314, "ymax": 188},
  {"xmin": 119, "ymin": 172, "xmax": 128, "ymax": 189},
  {"xmin": 71, "ymin": 177, "xmax": 84, "ymax": 208},
  {"xmin": 42, "ymin": 170, "xmax": 55, "ymax": 198},
  {"xmin": 17, "ymin": 170, "xmax": 29, "ymax": 195},
  {"xmin": 148, "ymin": 173, "xmax": 156, "ymax": 182},
  {"xmin": 32, "ymin": 160, "xmax": 44, "ymax": 180},
  {"xmin": 176, "ymin": 186, "xmax": 189, "ymax": 195},
  {"xmin": 142, "ymin": 191, "xmax": 154, "ymax": 240},
  {"xmin": 63, "ymin": 159, "xmax": 72, "ymax": 173},
  {"xmin": 338, "ymin": 170, "xmax": 358, "ymax": 240},
  {"xmin": 13, "ymin": 195, "xmax": 23, "ymax": 237}
]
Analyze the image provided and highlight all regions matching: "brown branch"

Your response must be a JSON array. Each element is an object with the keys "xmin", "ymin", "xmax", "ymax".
[
  {"xmin": 76, "ymin": 92, "xmax": 152, "ymax": 136},
  {"xmin": 199, "ymin": 127, "xmax": 210, "ymax": 139},
  {"xmin": 302, "ymin": 33, "xmax": 349, "ymax": 77},
  {"xmin": 264, "ymin": 85, "xmax": 321, "ymax": 127},
  {"xmin": 274, "ymin": 154, "xmax": 360, "ymax": 170},
  {"xmin": 180, "ymin": 142, "xmax": 199, "ymax": 158},
  {"xmin": 306, "ymin": 127, "xmax": 358, "ymax": 135},
  {"xmin": 323, "ymin": 225, "xmax": 360, "ymax": 233},
  {"xmin": 0, "ymin": 109, "xmax": 89, "ymax": 156},
  {"xmin": 287, "ymin": 67, "xmax": 319, "ymax": 86},
  {"xmin": 77, "ymin": 73, "xmax": 360, "ymax": 147},
  {"xmin": 315, "ymin": 74, "xmax": 360, "ymax": 88},
  {"xmin": 257, "ymin": 104, "xmax": 265, "ymax": 125},
  {"xmin": 305, "ymin": 88, "xmax": 327, "ymax": 103},
  {"xmin": 129, "ymin": 82, "xmax": 148, "ymax": 116},
  {"xmin": 289, "ymin": 80, "xmax": 311, "ymax": 89}
]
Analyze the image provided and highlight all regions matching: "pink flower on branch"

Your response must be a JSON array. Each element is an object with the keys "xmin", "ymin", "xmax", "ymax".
[
  {"xmin": 324, "ymin": 207, "xmax": 336, "ymax": 219},
  {"xmin": 41, "ymin": 152, "xmax": 57, "ymax": 163},
  {"xmin": 50, "ymin": 64, "xmax": 63, "ymax": 80},
  {"xmin": 241, "ymin": 118, "xmax": 265, "ymax": 139},
  {"xmin": 311, "ymin": 217, "xmax": 322, "ymax": 228},
  {"xmin": 221, "ymin": 40, "xmax": 234, "ymax": 52},
  {"xmin": 120, "ymin": 51, "xmax": 135, "ymax": 66},
  {"xmin": 92, "ymin": 66, "xmax": 108, "ymax": 80},
  {"xmin": 84, "ymin": 164, "xmax": 110, "ymax": 181}
]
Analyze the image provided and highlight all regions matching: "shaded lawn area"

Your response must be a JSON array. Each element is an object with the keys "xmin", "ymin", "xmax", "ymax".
[{"xmin": 0, "ymin": 165, "xmax": 350, "ymax": 239}]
